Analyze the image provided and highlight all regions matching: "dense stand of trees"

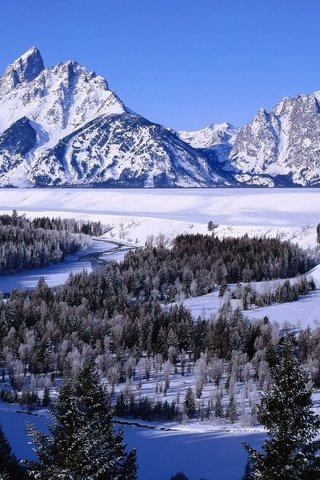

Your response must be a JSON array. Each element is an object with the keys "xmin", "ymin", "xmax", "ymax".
[
  {"xmin": 122, "ymin": 234, "xmax": 314, "ymax": 301},
  {"xmin": 0, "ymin": 212, "xmax": 103, "ymax": 274},
  {"xmin": 0, "ymin": 233, "xmax": 317, "ymax": 400}
]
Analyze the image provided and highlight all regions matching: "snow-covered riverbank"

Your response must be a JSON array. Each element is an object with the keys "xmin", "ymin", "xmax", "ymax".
[{"xmin": 0, "ymin": 239, "xmax": 130, "ymax": 293}]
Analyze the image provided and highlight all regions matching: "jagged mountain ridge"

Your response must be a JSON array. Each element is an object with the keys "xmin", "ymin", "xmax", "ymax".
[
  {"xmin": 1, "ymin": 47, "xmax": 320, "ymax": 187},
  {"xmin": 228, "ymin": 93, "xmax": 320, "ymax": 186},
  {"xmin": 180, "ymin": 93, "xmax": 320, "ymax": 187},
  {"xmin": 0, "ymin": 48, "xmax": 230, "ymax": 187}
]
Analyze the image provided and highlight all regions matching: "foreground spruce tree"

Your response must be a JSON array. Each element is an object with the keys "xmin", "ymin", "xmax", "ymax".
[
  {"xmin": 243, "ymin": 338, "xmax": 320, "ymax": 479},
  {"xmin": 0, "ymin": 424, "xmax": 28, "ymax": 480},
  {"xmin": 28, "ymin": 362, "xmax": 137, "ymax": 479}
]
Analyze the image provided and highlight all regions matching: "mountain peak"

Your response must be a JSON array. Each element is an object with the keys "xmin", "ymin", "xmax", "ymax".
[{"xmin": 0, "ymin": 46, "xmax": 44, "ymax": 92}]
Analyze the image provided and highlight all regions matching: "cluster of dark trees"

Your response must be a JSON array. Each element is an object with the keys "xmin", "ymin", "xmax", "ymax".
[
  {"xmin": 0, "ymin": 211, "xmax": 102, "ymax": 274},
  {"xmin": 122, "ymin": 234, "xmax": 314, "ymax": 300},
  {"xmin": 231, "ymin": 275, "xmax": 316, "ymax": 309},
  {"xmin": 30, "ymin": 215, "xmax": 104, "ymax": 236},
  {"xmin": 115, "ymin": 393, "xmax": 179, "ymax": 421}
]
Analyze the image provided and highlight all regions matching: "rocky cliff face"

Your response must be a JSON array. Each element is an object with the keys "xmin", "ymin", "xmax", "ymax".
[{"xmin": 228, "ymin": 93, "xmax": 320, "ymax": 186}]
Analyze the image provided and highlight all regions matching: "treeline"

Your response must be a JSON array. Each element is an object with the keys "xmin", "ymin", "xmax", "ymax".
[
  {"xmin": 0, "ymin": 210, "xmax": 104, "ymax": 236},
  {"xmin": 121, "ymin": 234, "xmax": 314, "ymax": 301},
  {"xmin": 0, "ymin": 211, "xmax": 103, "ymax": 274},
  {"xmin": 30, "ymin": 215, "xmax": 104, "ymax": 236},
  {"xmin": 230, "ymin": 275, "xmax": 316, "ymax": 309}
]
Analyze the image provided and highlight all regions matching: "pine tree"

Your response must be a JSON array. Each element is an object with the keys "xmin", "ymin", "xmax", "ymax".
[
  {"xmin": 170, "ymin": 473, "xmax": 189, "ymax": 480},
  {"xmin": 0, "ymin": 424, "xmax": 27, "ymax": 479},
  {"xmin": 214, "ymin": 391, "xmax": 223, "ymax": 418},
  {"xmin": 243, "ymin": 338, "xmax": 320, "ymax": 479},
  {"xmin": 226, "ymin": 392, "xmax": 237, "ymax": 423},
  {"xmin": 184, "ymin": 387, "xmax": 196, "ymax": 417},
  {"xmin": 27, "ymin": 362, "xmax": 137, "ymax": 479}
]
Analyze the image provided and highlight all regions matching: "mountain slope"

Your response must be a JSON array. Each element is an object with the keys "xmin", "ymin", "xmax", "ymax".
[
  {"xmin": 31, "ymin": 113, "xmax": 228, "ymax": 187},
  {"xmin": 229, "ymin": 93, "xmax": 320, "ymax": 186},
  {"xmin": 0, "ymin": 48, "xmax": 228, "ymax": 187},
  {"xmin": 2, "ymin": 47, "xmax": 320, "ymax": 188}
]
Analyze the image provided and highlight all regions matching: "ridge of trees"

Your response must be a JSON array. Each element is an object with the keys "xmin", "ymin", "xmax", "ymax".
[
  {"xmin": 122, "ymin": 234, "xmax": 314, "ymax": 301},
  {"xmin": 0, "ymin": 211, "xmax": 103, "ymax": 274}
]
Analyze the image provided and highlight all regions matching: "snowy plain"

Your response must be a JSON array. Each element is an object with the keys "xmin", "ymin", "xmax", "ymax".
[{"xmin": 0, "ymin": 187, "xmax": 320, "ymax": 479}]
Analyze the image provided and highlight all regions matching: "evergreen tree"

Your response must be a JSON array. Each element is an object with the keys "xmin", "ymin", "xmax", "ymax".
[
  {"xmin": 27, "ymin": 362, "xmax": 137, "ymax": 479},
  {"xmin": 184, "ymin": 387, "xmax": 196, "ymax": 417},
  {"xmin": 170, "ymin": 473, "xmax": 189, "ymax": 480},
  {"xmin": 243, "ymin": 338, "xmax": 320, "ymax": 479},
  {"xmin": 0, "ymin": 424, "xmax": 27, "ymax": 479},
  {"xmin": 226, "ymin": 393, "xmax": 237, "ymax": 423},
  {"xmin": 317, "ymin": 223, "xmax": 320, "ymax": 244},
  {"xmin": 214, "ymin": 391, "xmax": 223, "ymax": 418}
]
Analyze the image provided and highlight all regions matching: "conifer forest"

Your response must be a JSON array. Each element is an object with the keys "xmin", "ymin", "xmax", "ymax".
[{"xmin": 0, "ymin": 210, "xmax": 320, "ymax": 479}]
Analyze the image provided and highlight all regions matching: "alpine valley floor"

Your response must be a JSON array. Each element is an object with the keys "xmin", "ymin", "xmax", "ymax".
[{"xmin": 0, "ymin": 187, "xmax": 320, "ymax": 480}]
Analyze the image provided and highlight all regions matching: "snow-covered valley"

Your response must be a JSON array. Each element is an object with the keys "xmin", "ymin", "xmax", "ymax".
[{"xmin": 0, "ymin": 187, "xmax": 320, "ymax": 480}]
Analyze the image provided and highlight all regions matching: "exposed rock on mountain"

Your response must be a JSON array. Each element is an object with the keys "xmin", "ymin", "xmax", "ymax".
[
  {"xmin": 1, "ymin": 48, "xmax": 320, "ymax": 187},
  {"xmin": 0, "ymin": 48, "xmax": 228, "ymax": 187},
  {"xmin": 228, "ymin": 94, "xmax": 320, "ymax": 186}
]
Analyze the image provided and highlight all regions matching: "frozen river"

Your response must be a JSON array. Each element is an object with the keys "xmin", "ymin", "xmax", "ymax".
[
  {"xmin": 0, "ymin": 401, "xmax": 265, "ymax": 480},
  {"xmin": 0, "ymin": 239, "xmax": 130, "ymax": 293}
]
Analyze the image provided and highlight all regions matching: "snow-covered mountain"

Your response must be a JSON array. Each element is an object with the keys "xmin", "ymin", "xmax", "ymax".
[
  {"xmin": 178, "ymin": 123, "xmax": 239, "ymax": 175},
  {"xmin": 179, "ymin": 92, "xmax": 320, "ymax": 187},
  {"xmin": 2, "ymin": 47, "xmax": 320, "ymax": 188},
  {"xmin": 228, "ymin": 93, "xmax": 320, "ymax": 186},
  {"xmin": 0, "ymin": 47, "xmax": 230, "ymax": 187}
]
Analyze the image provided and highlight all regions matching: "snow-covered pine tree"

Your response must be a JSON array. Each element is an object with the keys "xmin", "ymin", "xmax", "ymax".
[
  {"xmin": 27, "ymin": 362, "xmax": 137, "ymax": 479},
  {"xmin": 184, "ymin": 387, "xmax": 196, "ymax": 417},
  {"xmin": 243, "ymin": 338, "xmax": 320, "ymax": 479}
]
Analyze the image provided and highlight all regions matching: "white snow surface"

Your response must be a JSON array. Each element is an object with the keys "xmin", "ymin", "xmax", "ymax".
[
  {"xmin": 0, "ymin": 401, "xmax": 265, "ymax": 480},
  {"xmin": 180, "ymin": 265, "xmax": 320, "ymax": 329}
]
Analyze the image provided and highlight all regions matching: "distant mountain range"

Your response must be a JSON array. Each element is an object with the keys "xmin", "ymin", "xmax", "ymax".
[{"xmin": 0, "ymin": 47, "xmax": 319, "ymax": 187}]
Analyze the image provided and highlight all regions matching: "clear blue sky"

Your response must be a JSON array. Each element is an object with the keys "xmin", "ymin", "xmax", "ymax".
[{"xmin": 1, "ymin": 0, "xmax": 320, "ymax": 130}]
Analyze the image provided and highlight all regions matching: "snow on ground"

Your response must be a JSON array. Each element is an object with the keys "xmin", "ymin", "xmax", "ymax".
[
  {"xmin": 0, "ymin": 400, "xmax": 265, "ymax": 480},
  {"xmin": 0, "ymin": 188, "xmax": 320, "ymax": 478},
  {"xmin": 244, "ymin": 288, "xmax": 320, "ymax": 329},
  {"xmin": 179, "ymin": 264, "xmax": 320, "ymax": 329},
  {"xmin": 0, "ymin": 188, "xmax": 319, "ymax": 247},
  {"xmin": 0, "ymin": 187, "xmax": 319, "ymax": 324},
  {"xmin": 0, "ymin": 239, "xmax": 115, "ymax": 293}
]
